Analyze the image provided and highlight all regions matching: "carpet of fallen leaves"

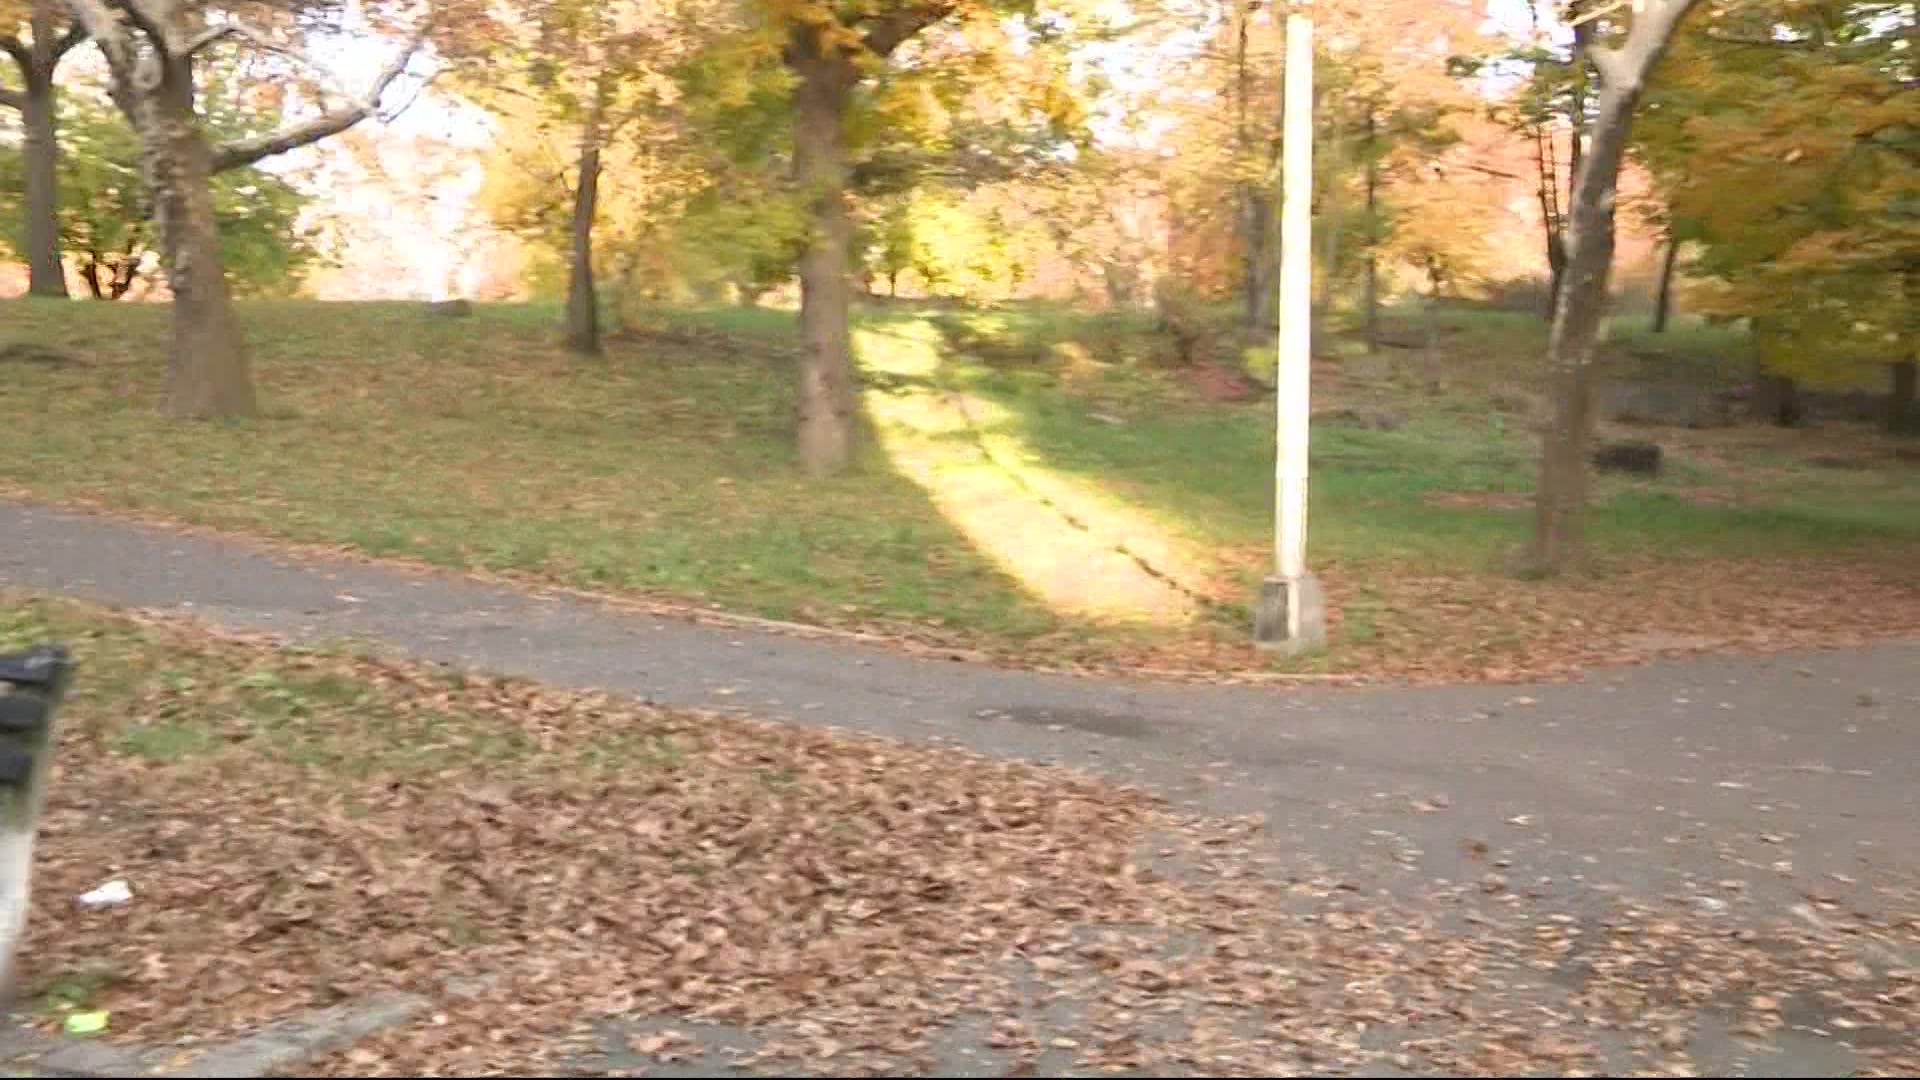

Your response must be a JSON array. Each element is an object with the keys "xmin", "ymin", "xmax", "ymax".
[
  {"xmin": 1039, "ymin": 553, "xmax": 1920, "ymax": 686},
  {"xmin": 7, "ymin": 594, "xmax": 1920, "ymax": 1077}
]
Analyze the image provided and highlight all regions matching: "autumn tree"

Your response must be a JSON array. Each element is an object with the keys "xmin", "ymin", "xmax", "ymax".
[
  {"xmin": 1324, "ymin": 57, "xmax": 1466, "ymax": 351},
  {"xmin": 1380, "ymin": 145, "xmax": 1506, "ymax": 382},
  {"xmin": 1469, "ymin": 0, "xmax": 1592, "ymax": 318},
  {"xmin": 1636, "ymin": 0, "xmax": 1918, "ymax": 429},
  {"xmin": 1141, "ymin": 0, "xmax": 1478, "ymax": 341},
  {"xmin": 1531, "ymin": 0, "xmax": 1701, "ymax": 574},
  {"xmin": 642, "ymin": 0, "xmax": 1082, "ymax": 472},
  {"xmin": 757, "ymin": 0, "xmax": 1054, "ymax": 472},
  {"xmin": 472, "ymin": 0, "xmax": 687, "ymax": 354},
  {"xmin": 1, "ymin": 0, "xmax": 86, "ymax": 297},
  {"xmin": 58, "ymin": 0, "xmax": 437, "ymax": 419},
  {"xmin": 0, "ymin": 62, "xmax": 321, "ymax": 299}
]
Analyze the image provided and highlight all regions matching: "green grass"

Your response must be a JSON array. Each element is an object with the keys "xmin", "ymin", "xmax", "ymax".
[
  {"xmin": 0, "ymin": 298, "xmax": 1058, "ymax": 643},
  {"xmin": 2, "ymin": 296, "xmax": 1917, "ymax": 668},
  {"xmin": 0, "ymin": 593, "xmax": 693, "ymax": 776}
]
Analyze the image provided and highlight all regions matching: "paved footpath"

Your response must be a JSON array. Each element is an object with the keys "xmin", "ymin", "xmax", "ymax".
[{"xmin": 2, "ymin": 499, "xmax": 1918, "ymax": 1075}]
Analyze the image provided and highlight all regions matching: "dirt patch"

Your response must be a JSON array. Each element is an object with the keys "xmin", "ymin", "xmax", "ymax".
[
  {"xmin": 1182, "ymin": 363, "xmax": 1263, "ymax": 403},
  {"xmin": 0, "ymin": 343, "xmax": 79, "ymax": 366},
  {"xmin": 1673, "ymin": 486, "xmax": 1742, "ymax": 506},
  {"xmin": 1422, "ymin": 491, "xmax": 1532, "ymax": 512}
]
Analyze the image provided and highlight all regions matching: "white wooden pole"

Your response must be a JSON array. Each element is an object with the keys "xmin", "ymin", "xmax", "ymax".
[
  {"xmin": 1255, "ymin": 7, "xmax": 1326, "ymax": 653},
  {"xmin": 1276, "ymin": 10, "xmax": 1313, "ymax": 584}
]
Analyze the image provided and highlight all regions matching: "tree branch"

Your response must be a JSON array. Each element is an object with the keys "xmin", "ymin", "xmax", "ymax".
[
  {"xmin": 192, "ymin": 20, "xmax": 361, "ymax": 102},
  {"xmin": 1700, "ymin": 30, "xmax": 1815, "ymax": 49},
  {"xmin": 1605, "ymin": 0, "xmax": 1702, "ymax": 88},
  {"xmin": 105, "ymin": 0, "xmax": 175, "ymax": 52},
  {"xmin": 210, "ymin": 21, "xmax": 433, "ymax": 173},
  {"xmin": 60, "ymin": 0, "xmax": 134, "ymax": 78},
  {"xmin": 0, "ymin": 86, "xmax": 22, "ymax": 111},
  {"xmin": 1563, "ymin": 0, "xmax": 1633, "ymax": 27},
  {"xmin": 54, "ymin": 21, "xmax": 89, "ymax": 59},
  {"xmin": 1587, "ymin": 43, "xmax": 1626, "ymax": 85},
  {"xmin": 862, "ymin": 2, "xmax": 956, "ymax": 58},
  {"xmin": 183, "ymin": 22, "xmax": 239, "ymax": 56},
  {"xmin": 0, "ymin": 35, "xmax": 29, "ymax": 73}
]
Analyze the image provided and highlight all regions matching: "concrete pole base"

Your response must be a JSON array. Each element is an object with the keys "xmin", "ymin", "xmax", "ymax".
[{"xmin": 1253, "ymin": 573, "xmax": 1328, "ymax": 655}]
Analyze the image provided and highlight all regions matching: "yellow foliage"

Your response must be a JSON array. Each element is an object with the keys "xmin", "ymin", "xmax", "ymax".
[{"xmin": 1640, "ymin": 1, "xmax": 1917, "ymax": 377}]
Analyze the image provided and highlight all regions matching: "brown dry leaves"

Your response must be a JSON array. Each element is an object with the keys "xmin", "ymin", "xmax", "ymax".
[
  {"xmin": 15, "ymin": 598, "xmax": 1920, "ymax": 1077},
  {"xmin": 18, "ymin": 600, "xmax": 1180, "ymax": 1071},
  {"xmin": 1309, "ymin": 555, "xmax": 1920, "ymax": 685},
  {"xmin": 1080, "ymin": 553, "xmax": 1920, "ymax": 687}
]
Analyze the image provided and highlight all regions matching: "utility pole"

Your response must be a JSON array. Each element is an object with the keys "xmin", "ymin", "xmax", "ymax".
[{"xmin": 1254, "ymin": 7, "xmax": 1326, "ymax": 655}]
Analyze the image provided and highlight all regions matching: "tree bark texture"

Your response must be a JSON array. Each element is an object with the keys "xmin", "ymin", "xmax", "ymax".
[
  {"xmin": 1894, "ymin": 264, "xmax": 1918, "ymax": 432},
  {"xmin": 1651, "ymin": 232, "xmax": 1679, "ymax": 332},
  {"xmin": 1531, "ymin": 1, "xmax": 1698, "ymax": 574},
  {"xmin": 1361, "ymin": 105, "xmax": 1380, "ymax": 353},
  {"xmin": 19, "ymin": 83, "xmax": 66, "ymax": 297},
  {"xmin": 8, "ymin": 2, "xmax": 77, "ymax": 298},
  {"xmin": 1891, "ymin": 360, "xmax": 1916, "ymax": 431},
  {"xmin": 563, "ymin": 133, "xmax": 603, "ymax": 355},
  {"xmin": 789, "ymin": 32, "xmax": 859, "ymax": 476},
  {"xmin": 138, "ymin": 53, "xmax": 256, "ymax": 420}
]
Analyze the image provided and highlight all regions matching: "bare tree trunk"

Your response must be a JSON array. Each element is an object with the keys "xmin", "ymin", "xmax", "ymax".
[
  {"xmin": 1889, "ymin": 361, "xmax": 1916, "ymax": 431},
  {"xmin": 1893, "ymin": 265, "xmax": 1918, "ymax": 433},
  {"xmin": 1754, "ymin": 372, "xmax": 1801, "ymax": 427},
  {"xmin": 789, "ymin": 36, "xmax": 859, "ymax": 475},
  {"xmin": 1312, "ymin": 110, "xmax": 1341, "ymax": 345},
  {"xmin": 1423, "ymin": 262, "xmax": 1442, "ymax": 394},
  {"xmin": 1542, "ymin": 182, "xmax": 1567, "ymax": 319},
  {"xmin": 605, "ymin": 247, "xmax": 642, "ymax": 335},
  {"xmin": 140, "ymin": 67, "xmax": 256, "ymax": 420},
  {"xmin": 1246, "ymin": 195, "xmax": 1276, "ymax": 331},
  {"xmin": 1651, "ymin": 231, "xmax": 1679, "ymax": 332},
  {"xmin": 1748, "ymin": 316, "xmax": 1801, "ymax": 426},
  {"xmin": 19, "ymin": 82, "xmax": 67, "ymax": 298},
  {"xmin": 108, "ymin": 239, "xmax": 140, "ymax": 299},
  {"xmin": 9, "ymin": 2, "xmax": 74, "ymax": 298},
  {"xmin": 1361, "ymin": 104, "xmax": 1380, "ymax": 354},
  {"xmin": 60, "ymin": 0, "xmax": 430, "ymax": 422},
  {"xmin": 563, "ymin": 124, "xmax": 603, "ymax": 355},
  {"xmin": 1527, "ymin": 26, "xmax": 1566, "ymax": 316},
  {"xmin": 1531, "ymin": 0, "xmax": 1696, "ymax": 574},
  {"xmin": 1232, "ymin": 0, "xmax": 1279, "ymax": 343}
]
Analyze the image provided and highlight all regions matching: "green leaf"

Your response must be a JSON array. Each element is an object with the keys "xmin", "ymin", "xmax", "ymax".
[{"xmin": 63, "ymin": 1011, "xmax": 110, "ymax": 1036}]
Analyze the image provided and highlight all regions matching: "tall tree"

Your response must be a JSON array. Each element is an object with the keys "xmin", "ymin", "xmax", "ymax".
[
  {"xmin": 0, "ymin": 61, "xmax": 322, "ymax": 300},
  {"xmin": 58, "ymin": 0, "xmax": 436, "ymax": 419},
  {"xmin": 758, "ymin": 0, "xmax": 1090, "ymax": 473},
  {"xmin": 1457, "ymin": 0, "xmax": 1595, "ymax": 317},
  {"xmin": 1636, "ymin": 0, "xmax": 1917, "ymax": 428},
  {"xmin": 1531, "ymin": 0, "xmax": 1700, "ymax": 574},
  {"xmin": 1148, "ymin": 0, "xmax": 1477, "ymax": 334},
  {"xmin": 776, "ymin": 2, "xmax": 954, "ymax": 473},
  {"xmin": 0, "ymin": 0, "xmax": 86, "ymax": 297},
  {"xmin": 486, "ymin": 0, "xmax": 673, "ymax": 355}
]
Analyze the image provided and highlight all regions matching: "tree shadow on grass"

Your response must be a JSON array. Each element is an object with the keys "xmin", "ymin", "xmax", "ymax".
[{"xmin": 0, "ymin": 298, "xmax": 1092, "ymax": 653}]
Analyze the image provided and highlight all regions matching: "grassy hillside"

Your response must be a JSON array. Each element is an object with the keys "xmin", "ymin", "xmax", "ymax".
[{"xmin": 3, "ymin": 297, "xmax": 1917, "ymax": 679}]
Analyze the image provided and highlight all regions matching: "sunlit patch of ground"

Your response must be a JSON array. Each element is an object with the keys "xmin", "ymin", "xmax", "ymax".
[{"xmin": 858, "ymin": 323, "xmax": 1208, "ymax": 628}]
